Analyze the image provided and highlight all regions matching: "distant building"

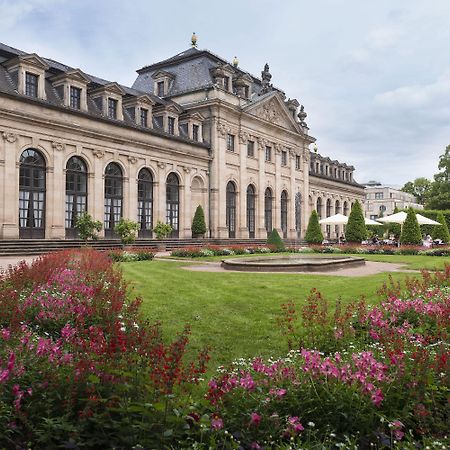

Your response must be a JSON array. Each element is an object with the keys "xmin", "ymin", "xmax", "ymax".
[{"xmin": 364, "ymin": 181, "xmax": 423, "ymax": 220}]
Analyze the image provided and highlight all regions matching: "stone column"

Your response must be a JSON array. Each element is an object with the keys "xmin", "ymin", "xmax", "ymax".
[
  {"xmin": 215, "ymin": 120, "xmax": 228, "ymax": 238},
  {"xmin": 1, "ymin": 132, "xmax": 19, "ymax": 238},
  {"xmin": 289, "ymin": 150, "xmax": 297, "ymax": 239},
  {"xmin": 257, "ymin": 137, "xmax": 266, "ymax": 238},
  {"xmin": 238, "ymin": 131, "xmax": 248, "ymax": 238},
  {"xmin": 182, "ymin": 168, "xmax": 191, "ymax": 238},
  {"xmin": 48, "ymin": 141, "xmax": 65, "ymax": 239},
  {"xmin": 155, "ymin": 162, "xmax": 167, "ymax": 225},
  {"xmin": 274, "ymin": 144, "xmax": 282, "ymax": 232},
  {"xmin": 91, "ymin": 149, "xmax": 105, "ymax": 237},
  {"xmin": 302, "ymin": 147, "xmax": 310, "ymax": 237},
  {"xmin": 127, "ymin": 156, "xmax": 138, "ymax": 221}
]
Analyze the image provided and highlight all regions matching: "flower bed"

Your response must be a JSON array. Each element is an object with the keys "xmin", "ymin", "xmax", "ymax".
[
  {"xmin": 202, "ymin": 266, "xmax": 449, "ymax": 449},
  {"xmin": 106, "ymin": 247, "xmax": 155, "ymax": 262},
  {"xmin": 0, "ymin": 249, "xmax": 208, "ymax": 448}
]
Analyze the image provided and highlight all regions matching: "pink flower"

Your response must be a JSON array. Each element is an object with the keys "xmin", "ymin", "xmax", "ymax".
[
  {"xmin": 250, "ymin": 412, "xmax": 261, "ymax": 426},
  {"xmin": 276, "ymin": 388, "xmax": 287, "ymax": 397},
  {"xmin": 250, "ymin": 443, "xmax": 261, "ymax": 449},
  {"xmin": 211, "ymin": 415, "xmax": 223, "ymax": 430},
  {"xmin": 288, "ymin": 416, "xmax": 304, "ymax": 433},
  {"xmin": 371, "ymin": 388, "xmax": 383, "ymax": 407},
  {"xmin": 1, "ymin": 328, "xmax": 11, "ymax": 340}
]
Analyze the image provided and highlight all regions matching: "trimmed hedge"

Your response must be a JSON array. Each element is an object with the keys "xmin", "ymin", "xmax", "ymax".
[
  {"xmin": 191, "ymin": 205, "xmax": 207, "ymax": 236},
  {"xmin": 400, "ymin": 209, "xmax": 422, "ymax": 245},
  {"xmin": 345, "ymin": 200, "xmax": 367, "ymax": 243},
  {"xmin": 305, "ymin": 210, "xmax": 324, "ymax": 244},
  {"xmin": 267, "ymin": 228, "xmax": 285, "ymax": 250}
]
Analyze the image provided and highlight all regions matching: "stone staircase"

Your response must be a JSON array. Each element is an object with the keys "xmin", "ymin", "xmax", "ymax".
[{"xmin": 0, "ymin": 238, "xmax": 277, "ymax": 257}]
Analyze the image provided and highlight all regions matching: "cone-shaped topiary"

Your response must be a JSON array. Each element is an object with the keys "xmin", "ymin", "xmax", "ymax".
[
  {"xmin": 388, "ymin": 206, "xmax": 401, "ymax": 238},
  {"xmin": 267, "ymin": 228, "xmax": 285, "ymax": 251},
  {"xmin": 400, "ymin": 209, "xmax": 422, "ymax": 245},
  {"xmin": 191, "ymin": 205, "xmax": 207, "ymax": 237},
  {"xmin": 305, "ymin": 210, "xmax": 324, "ymax": 244},
  {"xmin": 345, "ymin": 200, "xmax": 367, "ymax": 243},
  {"xmin": 431, "ymin": 211, "xmax": 450, "ymax": 243}
]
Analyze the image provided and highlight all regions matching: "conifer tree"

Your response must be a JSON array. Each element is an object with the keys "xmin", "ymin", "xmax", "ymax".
[
  {"xmin": 345, "ymin": 200, "xmax": 367, "ymax": 243},
  {"xmin": 431, "ymin": 211, "xmax": 450, "ymax": 243},
  {"xmin": 305, "ymin": 210, "xmax": 324, "ymax": 244},
  {"xmin": 191, "ymin": 205, "xmax": 207, "ymax": 237},
  {"xmin": 267, "ymin": 228, "xmax": 285, "ymax": 251},
  {"xmin": 400, "ymin": 209, "xmax": 422, "ymax": 245}
]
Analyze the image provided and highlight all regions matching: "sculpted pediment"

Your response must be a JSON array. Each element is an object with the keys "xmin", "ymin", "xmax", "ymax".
[{"xmin": 244, "ymin": 93, "xmax": 300, "ymax": 133}]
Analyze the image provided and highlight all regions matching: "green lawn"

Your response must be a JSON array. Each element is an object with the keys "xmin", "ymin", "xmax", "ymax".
[{"xmin": 121, "ymin": 255, "xmax": 447, "ymax": 370}]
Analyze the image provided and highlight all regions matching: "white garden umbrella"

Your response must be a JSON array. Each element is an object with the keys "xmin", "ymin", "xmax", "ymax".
[
  {"xmin": 319, "ymin": 213, "xmax": 349, "ymax": 225},
  {"xmin": 319, "ymin": 213, "xmax": 382, "ymax": 226},
  {"xmin": 377, "ymin": 211, "xmax": 440, "ymax": 225}
]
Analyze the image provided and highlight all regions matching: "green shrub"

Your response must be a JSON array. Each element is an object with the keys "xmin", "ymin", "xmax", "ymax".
[
  {"xmin": 267, "ymin": 228, "xmax": 285, "ymax": 251},
  {"xmin": 432, "ymin": 212, "xmax": 450, "ymax": 243},
  {"xmin": 400, "ymin": 209, "xmax": 422, "ymax": 245},
  {"xmin": 153, "ymin": 221, "xmax": 173, "ymax": 239},
  {"xmin": 305, "ymin": 210, "xmax": 324, "ymax": 244},
  {"xmin": 114, "ymin": 218, "xmax": 140, "ymax": 245},
  {"xmin": 74, "ymin": 212, "xmax": 102, "ymax": 241},
  {"xmin": 191, "ymin": 205, "xmax": 207, "ymax": 237},
  {"xmin": 388, "ymin": 206, "xmax": 402, "ymax": 238},
  {"xmin": 345, "ymin": 200, "xmax": 367, "ymax": 243}
]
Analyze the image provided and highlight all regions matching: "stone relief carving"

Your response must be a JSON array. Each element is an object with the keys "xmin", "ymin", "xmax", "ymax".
[
  {"xmin": 127, "ymin": 155, "xmax": 138, "ymax": 164},
  {"xmin": 92, "ymin": 149, "xmax": 105, "ymax": 159},
  {"xmin": 216, "ymin": 120, "xmax": 228, "ymax": 138},
  {"xmin": 251, "ymin": 98, "xmax": 284, "ymax": 126},
  {"xmin": 274, "ymin": 143, "xmax": 282, "ymax": 154},
  {"xmin": 52, "ymin": 141, "xmax": 65, "ymax": 152},
  {"xmin": 157, "ymin": 161, "xmax": 166, "ymax": 169},
  {"xmin": 2, "ymin": 132, "xmax": 17, "ymax": 143},
  {"xmin": 238, "ymin": 131, "xmax": 249, "ymax": 144},
  {"xmin": 256, "ymin": 137, "xmax": 267, "ymax": 150},
  {"xmin": 182, "ymin": 166, "xmax": 191, "ymax": 173}
]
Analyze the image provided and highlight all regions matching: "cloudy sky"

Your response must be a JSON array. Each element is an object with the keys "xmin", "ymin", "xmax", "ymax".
[{"xmin": 1, "ymin": 0, "xmax": 449, "ymax": 185}]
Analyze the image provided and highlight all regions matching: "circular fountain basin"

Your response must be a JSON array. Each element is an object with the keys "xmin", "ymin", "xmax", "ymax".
[{"xmin": 221, "ymin": 254, "xmax": 365, "ymax": 272}]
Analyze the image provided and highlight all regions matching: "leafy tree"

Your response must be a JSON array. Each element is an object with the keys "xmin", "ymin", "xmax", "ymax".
[
  {"xmin": 401, "ymin": 177, "xmax": 432, "ymax": 204},
  {"xmin": 115, "ymin": 218, "xmax": 140, "ymax": 245},
  {"xmin": 74, "ymin": 212, "xmax": 102, "ymax": 242},
  {"xmin": 153, "ymin": 221, "xmax": 173, "ymax": 240},
  {"xmin": 191, "ymin": 205, "xmax": 207, "ymax": 237},
  {"xmin": 400, "ymin": 209, "xmax": 422, "ymax": 245},
  {"xmin": 432, "ymin": 211, "xmax": 450, "ymax": 243},
  {"xmin": 267, "ymin": 228, "xmax": 285, "ymax": 251},
  {"xmin": 305, "ymin": 210, "xmax": 324, "ymax": 244},
  {"xmin": 345, "ymin": 200, "xmax": 367, "ymax": 243},
  {"xmin": 425, "ymin": 145, "xmax": 450, "ymax": 210}
]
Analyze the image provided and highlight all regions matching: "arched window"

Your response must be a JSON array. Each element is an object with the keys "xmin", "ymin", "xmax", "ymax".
[
  {"xmin": 138, "ymin": 168, "xmax": 153, "ymax": 238},
  {"xmin": 281, "ymin": 190, "xmax": 288, "ymax": 238},
  {"xmin": 65, "ymin": 156, "xmax": 87, "ymax": 238},
  {"xmin": 246, "ymin": 185, "xmax": 256, "ymax": 238},
  {"xmin": 264, "ymin": 187, "xmax": 273, "ymax": 234},
  {"xmin": 335, "ymin": 200, "xmax": 341, "ymax": 238},
  {"xmin": 19, "ymin": 149, "xmax": 46, "ymax": 239},
  {"xmin": 316, "ymin": 197, "xmax": 322, "ymax": 219},
  {"xmin": 295, "ymin": 192, "xmax": 301, "ymax": 238},
  {"xmin": 343, "ymin": 201, "xmax": 349, "ymax": 216},
  {"xmin": 104, "ymin": 162, "xmax": 123, "ymax": 238},
  {"xmin": 166, "ymin": 173, "xmax": 180, "ymax": 238},
  {"xmin": 226, "ymin": 181, "xmax": 236, "ymax": 238},
  {"xmin": 326, "ymin": 199, "xmax": 332, "ymax": 237}
]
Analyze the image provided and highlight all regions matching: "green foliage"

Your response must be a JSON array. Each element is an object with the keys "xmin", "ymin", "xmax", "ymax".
[
  {"xmin": 401, "ymin": 177, "xmax": 432, "ymax": 204},
  {"xmin": 400, "ymin": 209, "xmax": 422, "ymax": 245},
  {"xmin": 388, "ymin": 206, "xmax": 402, "ymax": 238},
  {"xmin": 305, "ymin": 210, "xmax": 324, "ymax": 244},
  {"xmin": 345, "ymin": 200, "xmax": 367, "ymax": 243},
  {"xmin": 191, "ymin": 205, "xmax": 207, "ymax": 236},
  {"xmin": 267, "ymin": 228, "xmax": 285, "ymax": 250},
  {"xmin": 153, "ymin": 221, "xmax": 173, "ymax": 239},
  {"xmin": 424, "ymin": 145, "xmax": 450, "ymax": 210},
  {"xmin": 74, "ymin": 212, "xmax": 102, "ymax": 241},
  {"xmin": 108, "ymin": 248, "xmax": 155, "ymax": 262},
  {"xmin": 114, "ymin": 218, "xmax": 140, "ymax": 245},
  {"xmin": 432, "ymin": 211, "xmax": 450, "ymax": 242}
]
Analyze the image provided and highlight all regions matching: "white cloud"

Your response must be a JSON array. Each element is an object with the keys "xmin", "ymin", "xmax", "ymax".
[
  {"xmin": 0, "ymin": 0, "xmax": 63, "ymax": 29},
  {"xmin": 367, "ymin": 26, "xmax": 403, "ymax": 49}
]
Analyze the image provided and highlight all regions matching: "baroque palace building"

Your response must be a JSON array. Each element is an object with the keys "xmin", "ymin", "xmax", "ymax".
[{"xmin": 0, "ymin": 36, "xmax": 364, "ymax": 241}]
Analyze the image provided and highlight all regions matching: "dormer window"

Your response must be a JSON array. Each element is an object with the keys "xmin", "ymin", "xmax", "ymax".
[
  {"xmin": 70, "ymin": 86, "xmax": 81, "ymax": 109},
  {"xmin": 224, "ymin": 77, "xmax": 230, "ymax": 92},
  {"xmin": 168, "ymin": 117, "xmax": 175, "ymax": 135},
  {"xmin": 108, "ymin": 98, "xmax": 118, "ymax": 119},
  {"xmin": 25, "ymin": 72, "xmax": 38, "ymax": 97},
  {"xmin": 157, "ymin": 81, "xmax": 165, "ymax": 97},
  {"xmin": 192, "ymin": 124, "xmax": 199, "ymax": 142},
  {"xmin": 140, "ymin": 108, "xmax": 148, "ymax": 127}
]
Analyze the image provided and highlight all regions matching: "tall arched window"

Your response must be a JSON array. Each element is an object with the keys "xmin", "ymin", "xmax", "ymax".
[
  {"xmin": 335, "ymin": 200, "xmax": 341, "ymax": 238},
  {"xmin": 281, "ymin": 190, "xmax": 288, "ymax": 238},
  {"xmin": 65, "ymin": 156, "xmax": 87, "ymax": 238},
  {"xmin": 246, "ymin": 185, "xmax": 256, "ymax": 238},
  {"xmin": 104, "ymin": 162, "xmax": 123, "ymax": 238},
  {"xmin": 316, "ymin": 197, "xmax": 322, "ymax": 219},
  {"xmin": 19, "ymin": 149, "xmax": 46, "ymax": 239},
  {"xmin": 343, "ymin": 201, "xmax": 349, "ymax": 216},
  {"xmin": 295, "ymin": 192, "xmax": 301, "ymax": 238},
  {"xmin": 138, "ymin": 168, "xmax": 153, "ymax": 238},
  {"xmin": 166, "ymin": 173, "xmax": 180, "ymax": 238},
  {"xmin": 264, "ymin": 187, "xmax": 273, "ymax": 235},
  {"xmin": 226, "ymin": 181, "xmax": 236, "ymax": 238},
  {"xmin": 326, "ymin": 198, "xmax": 332, "ymax": 238}
]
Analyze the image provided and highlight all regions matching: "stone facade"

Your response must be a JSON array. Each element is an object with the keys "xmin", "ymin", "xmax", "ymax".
[{"xmin": 0, "ymin": 41, "xmax": 364, "ymax": 240}]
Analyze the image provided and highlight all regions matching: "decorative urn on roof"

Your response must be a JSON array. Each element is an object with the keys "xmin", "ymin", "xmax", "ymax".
[
  {"xmin": 232, "ymin": 56, "xmax": 239, "ymax": 67},
  {"xmin": 191, "ymin": 32, "xmax": 197, "ymax": 48},
  {"xmin": 260, "ymin": 63, "xmax": 273, "ymax": 94}
]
